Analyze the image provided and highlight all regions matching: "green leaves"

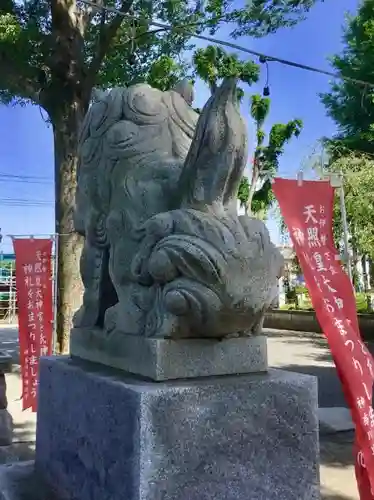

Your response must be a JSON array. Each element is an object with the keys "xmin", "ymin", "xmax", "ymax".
[
  {"xmin": 321, "ymin": 0, "xmax": 374, "ymax": 259},
  {"xmin": 226, "ymin": 0, "xmax": 321, "ymax": 38},
  {"xmin": 250, "ymin": 94, "xmax": 270, "ymax": 127},
  {"xmin": 0, "ymin": 13, "xmax": 20, "ymax": 42},
  {"xmin": 146, "ymin": 55, "xmax": 191, "ymax": 91},
  {"xmin": 251, "ymin": 96, "xmax": 302, "ymax": 177},
  {"xmin": 321, "ymin": 0, "xmax": 374, "ymax": 154},
  {"xmin": 193, "ymin": 45, "xmax": 259, "ymax": 93},
  {"xmin": 238, "ymin": 176, "xmax": 250, "ymax": 207},
  {"xmin": 250, "ymin": 96, "xmax": 302, "ymax": 215},
  {"xmin": 0, "ymin": 0, "xmax": 51, "ymax": 104},
  {"xmin": 328, "ymin": 155, "xmax": 374, "ymax": 259},
  {"xmin": 226, "ymin": 86, "xmax": 302, "ymax": 216},
  {"xmin": 0, "ymin": 0, "xmax": 322, "ymax": 109}
]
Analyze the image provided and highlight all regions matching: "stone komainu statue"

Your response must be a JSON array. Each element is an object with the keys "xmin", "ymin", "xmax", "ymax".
[{"xmin": 72, "ymin": 78, "xmax": 283, "ymax": 346}]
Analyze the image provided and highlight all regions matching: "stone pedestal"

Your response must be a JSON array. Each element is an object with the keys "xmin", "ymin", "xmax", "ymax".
[
  {"xmin": 71, "ymin": 329, "xmax": 268, "ymax": 380},
  {"xmin": 35, "ymin": 356, "xmax": 320, "ymax": 500}
]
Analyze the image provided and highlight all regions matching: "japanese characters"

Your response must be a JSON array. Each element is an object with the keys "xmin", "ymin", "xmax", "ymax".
[
  {"xmin": 273, "ymin": 177, "xmax": 374, "ymax": 496},
  {"xmin": 13, "ymin": 239, "xmax": 53, "ymax": 412}
]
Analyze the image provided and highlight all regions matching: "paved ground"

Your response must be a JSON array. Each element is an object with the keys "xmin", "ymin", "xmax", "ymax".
[
  {"xmin": 0, "ymin": 325, "xmax": 36, "ymax": 462},
  {"xmin": 0, "ymin": 324, "xmax": 361, "ymax": 498},
  {"xmin": 266, "ymin": 328, "xmax": 359, "ymax": 500},
  {"xmin": 266, "ymin": 328, "xmax": 357, "ymax": 408}
]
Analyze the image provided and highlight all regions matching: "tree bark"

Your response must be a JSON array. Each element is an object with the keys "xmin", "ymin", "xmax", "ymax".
[
  {"xmin": 53, "ymin": 101, "xmax": 85, "ymax": 353},
  {"xmin": 351, "ymin": 243, "xmax": 359, "ymax": 292},
  {"xmin": 361, "ymin": 255, "xmax": 369, "ymax": 292},
  {"xmin": 369, "ymin": 258, "xmax": 374, "ymax": 290},
  {"xmin": 43, "ymin": 0, "xmax": 131, "ymax": 352},
  {"xmin": 245, "ymin": 168, "xmax": 259, "ymax": 217}
]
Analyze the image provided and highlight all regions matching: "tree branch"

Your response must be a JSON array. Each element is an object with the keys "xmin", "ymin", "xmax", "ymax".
[
  {"xmin": 80, "ymin": 0, "xmax": 104, "ymax": 29},
  {"xmin": 85, "ymin": 0, "xmax": 135, "ymax": 90},
  {"xmin": 0, "ymin": 53, "xmax": 41, "ymax": 104},
  {"xmin": 49, "ymin": 0, "xmax": 88, "ymax": 105}
]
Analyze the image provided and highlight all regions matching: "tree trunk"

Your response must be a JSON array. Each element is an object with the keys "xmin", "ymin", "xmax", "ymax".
[
  {"xmin": 351, "ymin": 243, "xmax": 359, "ymax": 292},
  {"xmin": 245, "ymin": 169, "xmax": 259, "ymax": 217},
  {"xmin": 369, "ymin": 258, "xmax": 374, "ymax": 290},
  {"xmin": 53, "ymin": 101, "xmax": 85, "ymax": 353},
  {"xmin": 362, "ymin": 255, "xmax": 369, "ymax": 292}
]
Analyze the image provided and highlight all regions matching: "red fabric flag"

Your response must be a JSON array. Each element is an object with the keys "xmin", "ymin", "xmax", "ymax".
[
  {"xmin": 13, "ymin": 238, "xmax": 53, "ymax": 412},
  {"xmin": 272, "ymin": 178, "xmax": 374, "ymax": 499}
]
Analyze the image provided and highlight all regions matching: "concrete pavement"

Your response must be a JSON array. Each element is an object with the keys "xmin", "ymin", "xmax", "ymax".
[
  {"xmin": 266, "ymin": 328, "xmax": 359, "ymax": 500},
  {"xmin": 0, "ymin": 325, "xmax": 36, "ymax": 460}
]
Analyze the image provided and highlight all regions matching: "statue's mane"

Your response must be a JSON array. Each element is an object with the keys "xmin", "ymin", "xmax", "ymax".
[{"xmin": 75, "ymin": 82, "xmax": 199, "ymax": 234}]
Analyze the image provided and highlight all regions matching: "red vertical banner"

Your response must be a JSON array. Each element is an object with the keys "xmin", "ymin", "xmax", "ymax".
[
  {"xmin": 13, "ymin": 238, "xmax": 53, "ymax": 412},
  {"xmin": 273, "ymin": 178, "xmax": 374, "ymax": 500}
]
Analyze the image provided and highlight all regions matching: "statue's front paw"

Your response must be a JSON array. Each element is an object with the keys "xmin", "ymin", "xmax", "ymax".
[
  {"xmin": 131, "ymin": 212, "xmax": 174, "ymax": 242},
  {"xmin": 104, "ymin": 305, "xmax": 117, "ymax": 334},
  {"xmin": 164, "ymin": 289, "xmax": 190, "ymax": 316},
  {"xmin": 148, "ymin": 248, "xmax": 178, "ymax": 283},
  {"xmin": 73, "ymin": 305, "xmax": 97, "ymax": 329},
  {"xmin": 72, "ymin": 308, "xmax": 84, "ymax": 328}
]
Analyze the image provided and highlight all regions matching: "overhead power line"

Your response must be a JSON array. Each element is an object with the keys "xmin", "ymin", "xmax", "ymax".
[
  {"xmin": 79, "ymin": 0, "xmax": 374, "ymax": 91},
  {"xmin": 0, "ymin": 173, "xmax": 53, "ymax": 185},
  {"xmin": 0, "ymin": 197, "xmax": 53, "ymax": 206},
  {"xmin": 0, "ymin": 199, "xmax": 52, "ymax": 203},
  {"xmin": 0, "ymin": 172, "xmax": 50, "ymax": 179},
  {"xmin": 0, "ymin": 178, "xmax": 52, "ymax": 185},
  {"xmin": 0, "ymin": 173, "xmax": 52, "ymax": 180},
  {"xmin": 0, "ymin": 204, "xmax": 51, "ymax": 208}
]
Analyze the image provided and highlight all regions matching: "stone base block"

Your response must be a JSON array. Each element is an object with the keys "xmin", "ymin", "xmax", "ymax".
[
  {"xmin": 0, "ymin": 352, "xmax": 12, "ymax": 374},
  {"xmin": 70, "ymin": 328, "xmax": 267, "ymax": 380},
  {"xmin": 0, "ymin": 409, "xmax": 13, "ymax": 446},
  {"xmin": 35, "ymin": 356, "xmax": 320, "ymax": 500}
]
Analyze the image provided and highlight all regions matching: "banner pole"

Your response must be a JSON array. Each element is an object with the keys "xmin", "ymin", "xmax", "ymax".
[
  {"xmin": 52, "ymin": 233, "xmax": 59, "ymax": 354},
  {"xmin": 338, "ymin": 172, "xmax": 353, "ymax": 284},
  {"xmin": 328, "ymin": 172, "xmax": 353, "ymax": 285}
]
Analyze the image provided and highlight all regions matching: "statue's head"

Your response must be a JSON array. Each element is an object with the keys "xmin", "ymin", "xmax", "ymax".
[{"xmin": 74, "ymin": 81, "xmax": 200, "ymax": 235}]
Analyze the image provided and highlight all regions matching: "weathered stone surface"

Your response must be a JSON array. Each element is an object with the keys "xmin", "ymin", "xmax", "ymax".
[
  {"xmin": 35, "ymin": 356, "xmax": 320, "ymax": 500},
  {"xmin": 71, "ymin": 329, "xmax": 267, "ymax": 380},
  {"xmin": 71, "ymin": 77, "xmax": 283, "ymax": 357},
  {"xmin": 0, "ymin": 461, "xmax": 58, "ymax": 500},
  {"xmin": 0, "ymin": 352, "xmax": 12, "ymax": 372},
  {"xmin": 0, "ymin": 409, "xmax": 13, "ymax": 446},
  {"xmin": 0, "ymin": 374, "xmax": 7, "ymax": 410}
]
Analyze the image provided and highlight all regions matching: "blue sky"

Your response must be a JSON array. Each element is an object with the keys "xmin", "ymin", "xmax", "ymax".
[{"xmin": 0, "ymin": 0, "xmax": 360, "ymax": 253}]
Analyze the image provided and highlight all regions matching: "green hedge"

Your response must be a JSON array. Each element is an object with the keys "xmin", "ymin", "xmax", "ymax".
[{"xmin": 280, "ymin": 292, "xmax": 373, "ymax": 314}]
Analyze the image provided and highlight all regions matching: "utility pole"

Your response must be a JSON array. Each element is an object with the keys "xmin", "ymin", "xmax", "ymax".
[
  {"xmin": 329, "ymin": 173, "xmax": 353, "ymax": 284},
  {"xmin": 309, "ymin": 145, "xmax": 353, "ymax": 284}
]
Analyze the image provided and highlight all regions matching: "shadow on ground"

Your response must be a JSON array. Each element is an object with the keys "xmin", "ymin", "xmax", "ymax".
[
  {"xmin": 322, "ymin": 492, "xmax": 356, "ymax": 500},
  {"xmin": 0, "ymin": 326, "xmax": 20, "ymax": 364},
  {"xmin": 282, "ymin": 363, "xmax": 347, "ymax": 409},
  {"xmin": 266, "ymin": 328, "xmax": 371, "ymax": 409},
  {"xmin": 267, "ymin": 330, "xmax": 331, "ymax": 365},
  {"xmin": 320, "ymin": 431, "xmax": 355, "ymax": 468},
  {"xmin": 266, "ymin": 328, "xmax": 374, "ymax": 365}
]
